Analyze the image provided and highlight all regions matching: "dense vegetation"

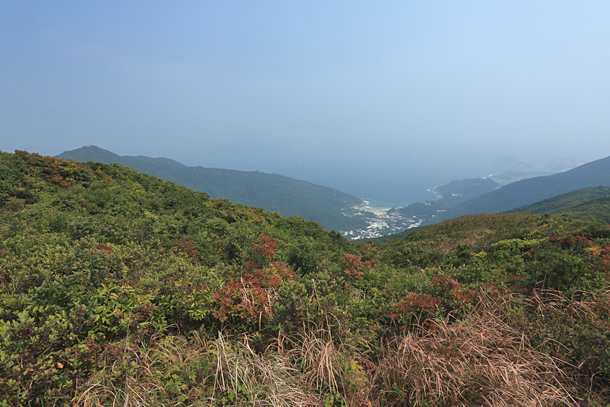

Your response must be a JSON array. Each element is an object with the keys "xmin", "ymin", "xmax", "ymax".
[
  {"xmin": 510, "ymin": 186, "xmax": 610, "ymax": 225},
  {"xmin": 57, "ymin": 146, "xmax": 366, "ymax": 232},
  {"xmin": 555, "ymin": 196, "xmax": 610, "ymax": 224},
  {"xmin": 2, "ymin": 151, "xmax": 610, "ymax": 406},
  {"xmin": 509, "ymin": 186, "xmax": 610, "ymax": 215}
]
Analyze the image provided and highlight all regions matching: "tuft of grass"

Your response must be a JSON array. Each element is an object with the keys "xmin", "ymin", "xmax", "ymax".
[
  {"xmin": 290, "ymin": 327, "xmax": 343, "ymax": 397},
  {"xmin": 516, "ymin": 289, "xmax": 610, "ymax": 403},
  {"xmin": 212, "ymin": 332, "xmax": 320, "ymax": 406},
  {"xmin": 76, "ymin": 331, "xmax": 214, "ymax": 406},
  {"xmin": 286, "ymin": 325, "xmax": 373, "ymax": 406},
  {"xmin": 76, "ymin": 331, "xmax": 319, "ymax": 406}
]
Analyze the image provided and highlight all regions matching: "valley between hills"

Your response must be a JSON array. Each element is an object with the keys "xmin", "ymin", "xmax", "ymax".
[{"xmin": 58, "ymin": 145, "xmax": 609, "ymax": 241}]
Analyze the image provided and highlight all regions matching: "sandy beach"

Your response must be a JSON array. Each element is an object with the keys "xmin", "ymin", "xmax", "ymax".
[{"xmin": 354, "ymin": 200, "xmax": 389, "ymax": 216}]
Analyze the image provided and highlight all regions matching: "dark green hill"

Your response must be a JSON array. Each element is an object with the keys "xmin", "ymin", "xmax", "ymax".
[
  {"xmin": 57, "ymin": 145, "xmax": 365, "ymax": 231},
  {"xmin": 430, "ymin": 155, "xmax": 610, "ymax": 224},
  {"xmin": 0, "ymin": 150, "xmax": 343, "ymax": 248},
  {"xmin": 554, "ymin": 195, "xmax": 610, "ymax": 224},
  {"xmin": 509, "ymin": 186, "xmax": 610, "ymax": 215}
]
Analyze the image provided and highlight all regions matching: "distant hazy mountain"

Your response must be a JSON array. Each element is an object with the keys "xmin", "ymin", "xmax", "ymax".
[
  {"xmin": 57, "ymin": 146, "xmax": 365, "ymax": 231},
  {"xmin": 430, "ymin": 155, "xmax": 610, "ymax": 224}
]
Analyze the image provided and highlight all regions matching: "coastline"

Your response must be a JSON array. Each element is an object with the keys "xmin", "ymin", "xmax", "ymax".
[
  {"xmin": 353, "ymin": 188, "xmax": 439, "ymax": 217},
  {"xmin": 365, "ymin": 207, "xmax": 389, "ymax": 216},
  {"xmin": 355, "ymin": 200, "xmax": 390, "ymax": 216},
  {"xmin": 344, "ymin": 198, "xmax": 423, "ymax": 240}
]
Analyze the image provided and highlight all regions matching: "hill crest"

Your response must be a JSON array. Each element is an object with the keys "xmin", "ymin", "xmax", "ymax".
[{"xmin": 57, "ymin": 145, "xmax": 366, "ymax": 231}]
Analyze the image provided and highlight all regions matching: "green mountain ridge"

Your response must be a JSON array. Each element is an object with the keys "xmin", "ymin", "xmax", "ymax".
[
  {"xmin": 509, "ymin": 186, "xmax": 610, "ymax": 215},
  {"xmin": 57, "ymin": 145, "xmax": 366, "ymax": 232},
  {"xmin": 555, "ymin": 195, "xmax": 610, "ymax": 224},
  {"xmin": 508, "ymin": 185, "xmax": 610, "ymax": 225},
  {"xmin": 429, "ymin": 155, "xmax": 610, "ymax": 224}
]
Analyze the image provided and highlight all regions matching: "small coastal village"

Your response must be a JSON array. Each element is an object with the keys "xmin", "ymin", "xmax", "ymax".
[{"xmin": 340, "ymin": 201, "xmax": 423, "ymax": 240}]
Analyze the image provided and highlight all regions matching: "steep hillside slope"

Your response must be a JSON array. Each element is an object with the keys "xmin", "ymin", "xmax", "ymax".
[
  {"xmin": 430, "ymin": 155, "xmax": 610, "ymax": 224},
  {"xmin": 57, "ymin": 145, "xmax": 365, "ymax": 231},
  {"xmin": 555, "ymin": 195, "xmax": 610, "ymax": 224},
  {"xmin": 509, "ymin": 186, "xmax": 610, "ymax": 215}
]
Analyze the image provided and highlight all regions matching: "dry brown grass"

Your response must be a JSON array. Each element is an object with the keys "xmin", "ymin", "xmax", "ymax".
[
  {"xmin": 372, "ymin": 299, "xmax": 574, "ymax": 406},
  {"xmin": 289, "ymin": 327, "xmax": 342, "ymax": 395},
  {"xmin": 76, "ymin": 332, "xmax": 210, "ymax": 407},
  {"xmin": 520, "ymin": 289, "xmax": 610, "ymax": 403},
  {"xmin": 212, "ymin": 332, "xmax": 320, "ymax": 407},
  {"xmin": 76, "ymin": 331, "xmax": 319, "ymax": 407},
  {"xmin": 285, "ymin": 324, "xmax": 374, "ymax": 406}
]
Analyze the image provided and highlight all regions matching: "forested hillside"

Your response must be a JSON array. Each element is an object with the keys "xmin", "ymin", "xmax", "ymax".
[
  {"xmin": 555, "ymin": 196, "xmax": 610, "ymax": 224},
  {"xmin": 57, "ymin": 145, "xmax": 366, "ymax": 232},
  {"xmin": 2, "ymin": 151, "xmax": 610, "ymax": 406},
  {"xmin": 508, "ymin": 185, "xmax": 610, "ymax": 224},
  {"xmin": 509, "ymin": 186, "xmax": 610, "ymax": 215}
]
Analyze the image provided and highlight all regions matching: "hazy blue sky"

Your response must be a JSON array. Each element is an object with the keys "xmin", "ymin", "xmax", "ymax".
[{"xmin": 2, "ymin": 2, "xmax": 610, "ymax": 204}]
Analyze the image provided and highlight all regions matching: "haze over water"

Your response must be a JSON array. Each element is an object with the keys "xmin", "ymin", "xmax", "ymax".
[{"xmin": 175, "ymin": 145, "xmax": 564, "ymax": 209}]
